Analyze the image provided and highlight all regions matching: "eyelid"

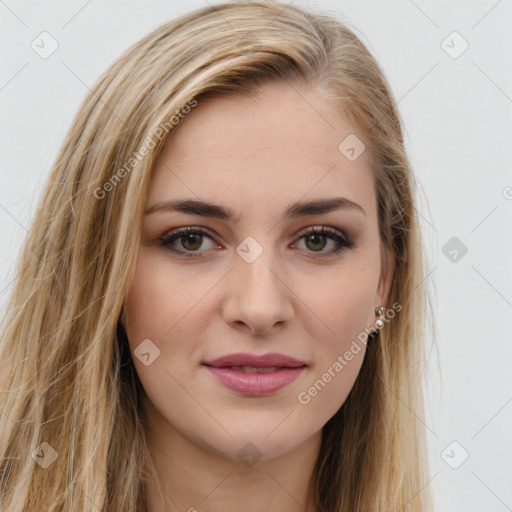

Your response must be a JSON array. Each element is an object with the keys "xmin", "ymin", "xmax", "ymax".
[
  {"xmin": 291, "ymin": 225, "xmax": 355, "ymax": 257},
  {"xmin": 159, "ymin": 226, "xmax": 220, "ymax": 255},
  {"xmin": 294, "ymin": 225, "xmax": 350, "ymax": 241},
  {"xmin": 159, "ymin": 224, "xmax": 355, "ymax": 257}
]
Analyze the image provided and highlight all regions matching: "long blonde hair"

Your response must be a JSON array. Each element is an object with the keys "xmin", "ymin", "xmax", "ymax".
[{"xmin": 0, "ymin": 1, "xmax": 433, "ymax": 510}]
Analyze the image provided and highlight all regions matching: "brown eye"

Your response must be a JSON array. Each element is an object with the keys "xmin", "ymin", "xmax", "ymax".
[
  {"xmin": 295, "ymin": 226, "xmax": 355, "ymax": 257},
  {"xmin": 159, "ymin": 227, "xmax": 217, "ymax": 257},
  {"xmin": 305, "ymin": 233, "xmax": 328, "ymax": 252},
  {"xmin": 181, "ymin": 233, "xmax": 203, "ymax": 251}
]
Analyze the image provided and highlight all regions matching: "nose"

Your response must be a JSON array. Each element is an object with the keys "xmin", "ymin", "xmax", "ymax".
[{"xmin": 221, "ymin": 247, "xmax": 294, "ymax": 337}]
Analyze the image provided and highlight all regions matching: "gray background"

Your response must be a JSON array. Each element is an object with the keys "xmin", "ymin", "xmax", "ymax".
[{"xmin": 1, "ymin": 1, "xmax": 511, "ymax": 510}]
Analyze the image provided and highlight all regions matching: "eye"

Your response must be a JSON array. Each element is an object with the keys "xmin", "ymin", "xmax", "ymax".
[
  {"xmin": 293, "ymin": 226, "xmax": 355, "ymax": 257},
  {"xmin": 159, "ymin": 225, "xmax": 355, "ymax": 258},
  {"xmin": 159, "ymin": 226, "xmax": 217, "ymax": 257}
]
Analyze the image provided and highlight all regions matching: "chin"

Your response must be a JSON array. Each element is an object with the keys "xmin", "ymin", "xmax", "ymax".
[{"xmin": 199, "ymin": 417, "xmax": 318, "ymax": 464}]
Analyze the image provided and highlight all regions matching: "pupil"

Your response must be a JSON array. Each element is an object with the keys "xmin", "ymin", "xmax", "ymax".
[
  {"xmin": 183, "ymin": 234, "xmax": 202, "ymax": 250},
  {"xmin": 307, "ymin": 234, "xmax": 326, "ymax": 251}
]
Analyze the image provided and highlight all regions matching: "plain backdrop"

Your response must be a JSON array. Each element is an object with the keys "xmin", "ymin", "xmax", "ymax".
[{"xmin": 1, "ymin": 1, "xmax": 511, "ymax": 510}]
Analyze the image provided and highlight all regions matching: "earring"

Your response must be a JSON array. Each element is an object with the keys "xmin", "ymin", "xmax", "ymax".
[
  {"xmin": 375, "ymin": 306, "xmax": 386, "ymax": 330},
  {"xmin": 367, "ymin": 306, "xmax": 385, "ymax": 348}
]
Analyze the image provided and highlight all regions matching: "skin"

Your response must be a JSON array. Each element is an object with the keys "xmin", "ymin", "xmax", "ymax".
[{"xmin": 123, "ymin": 80, "xmax": 395, "ymax": 512}]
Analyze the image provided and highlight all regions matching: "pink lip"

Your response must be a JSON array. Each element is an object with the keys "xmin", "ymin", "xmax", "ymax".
[
  {"xmin": 202, "ymin": 352, "xmax": 307, "ymax": 396},
  {"xmin": 203, "ymin": 352, "xmax": 306, "ymax": 368}
]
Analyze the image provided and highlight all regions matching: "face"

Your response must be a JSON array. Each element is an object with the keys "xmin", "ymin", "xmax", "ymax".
[{"xmin": 123, "ymin": 81, "xmax": 395, "ymax": 462}]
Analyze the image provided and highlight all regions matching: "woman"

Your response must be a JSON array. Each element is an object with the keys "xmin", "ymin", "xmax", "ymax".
[{"xmin": 0, "ymin": 1, "xmax": 433, "ymax": 510}]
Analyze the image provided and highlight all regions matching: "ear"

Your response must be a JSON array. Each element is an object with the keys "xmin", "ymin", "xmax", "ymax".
[{"xmin": 376, "ymin": 246, "xmax": 396, "ymax": 307}]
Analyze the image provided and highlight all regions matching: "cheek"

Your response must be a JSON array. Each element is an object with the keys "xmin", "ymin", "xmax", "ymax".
[
  {"xmin": 123, "ymin": 253, "xmax": 205, "ymax": 390},
  {"xmin": 122, "ymin": 255, "xmax": 210, "ymax": 421},
  {"xmin": 295, "ymin": 267, "xmax": 373, "ymax": 411},
  {"xmin": 306, "ymin": 265, "xmax": 375, "ymax": 349},
  {"xmin": 124, "ymin": 250, "xmax": 207, "ymax": 342}
]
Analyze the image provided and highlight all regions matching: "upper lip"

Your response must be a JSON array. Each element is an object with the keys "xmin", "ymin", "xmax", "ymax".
[{"xmin": 203, "ymin": 352, "xmax": 306, "ymax": 368}]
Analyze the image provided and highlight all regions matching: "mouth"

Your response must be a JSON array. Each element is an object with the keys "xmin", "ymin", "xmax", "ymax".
[
  {"xmin": 202, "ymin": 352, "xmax": 307, "ymax": 395},
  {"xmin": 212, "ymin": 365, "xmax": 289, "ymax": 373}
]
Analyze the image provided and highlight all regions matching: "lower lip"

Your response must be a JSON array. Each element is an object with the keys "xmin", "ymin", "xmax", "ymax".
[{"xmin": 204, "ymin": 365, "xmax": 305, "ymax": 395}]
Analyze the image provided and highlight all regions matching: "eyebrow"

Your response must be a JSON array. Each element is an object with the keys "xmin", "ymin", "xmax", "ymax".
[{"xmin": 145, "ymin": 196, "xmax": 366, "ymax": 220}]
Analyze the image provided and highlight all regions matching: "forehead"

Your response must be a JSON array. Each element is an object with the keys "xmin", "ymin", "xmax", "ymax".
[{"xmin": 148, "ymin": 81, "xmax": 377, "ymax": 222}]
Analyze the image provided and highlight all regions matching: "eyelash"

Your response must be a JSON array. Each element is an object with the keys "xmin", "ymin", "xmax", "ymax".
[{"xmin": 158, "ymin": 226, "xmax": 355, "ymax": 258}]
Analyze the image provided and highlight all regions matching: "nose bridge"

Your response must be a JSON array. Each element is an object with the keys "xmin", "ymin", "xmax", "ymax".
[
  {"xmin": 234, "ymin": 235, "xmax": 282, "ymax": 298},
  {"xmin": 223, "ymin": 235, "xmax": 293, "ymax": 333}
]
